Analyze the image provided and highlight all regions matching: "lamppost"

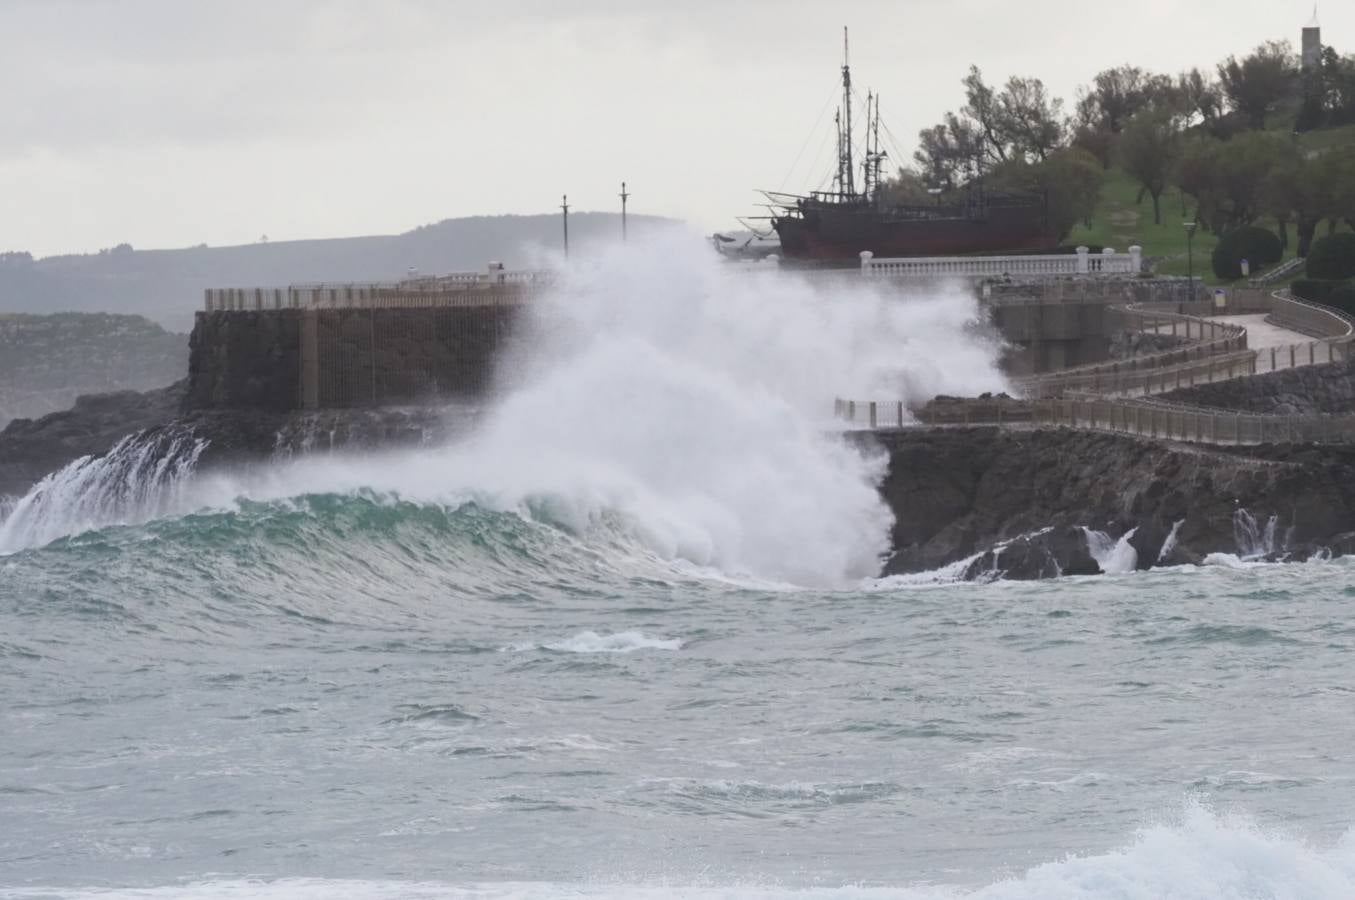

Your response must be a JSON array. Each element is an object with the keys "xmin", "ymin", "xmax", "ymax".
[
  {"xmin": 561, "ymin": 194, "xmax": 570, "ymax": 259},
  {"xmin": 1184, "ymin": 221, "xmax": 1198, "ymax": 303}
]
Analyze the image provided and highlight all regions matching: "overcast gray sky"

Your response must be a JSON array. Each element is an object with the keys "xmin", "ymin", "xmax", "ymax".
[{"xmin": 1, "ymin": 0, "xmax": 1347, "ymax": 257}]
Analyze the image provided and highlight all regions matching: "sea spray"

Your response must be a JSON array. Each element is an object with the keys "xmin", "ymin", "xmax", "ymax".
[
  {"xmin": 1081, "ymin": 527, "xmax": 1139, "ymax": 574},
  {"xmin": 1157, "ymin": 518, "xmax": 1186, "ymax": 563},
  {"xmin": 1233, "ymin": 508, "xmax": 1281, "ymax": 560},
  {"xmin": 0, "ymin": 236, "xmax": 1010, "ymax": 583},
  {"xmin": 0, "ymin": 427, "xmax": 206, "ymax": 554}
]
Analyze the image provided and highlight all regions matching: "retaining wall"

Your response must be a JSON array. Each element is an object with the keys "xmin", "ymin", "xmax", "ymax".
[{"xmin": 187, "ymin": 299, "xmax": 526, "ymax": 410}]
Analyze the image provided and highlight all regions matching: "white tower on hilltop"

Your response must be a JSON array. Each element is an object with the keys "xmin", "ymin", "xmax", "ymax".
[{"xmin": 1302, "ymin": 7, "xmax": 1322, "ymax": 70}]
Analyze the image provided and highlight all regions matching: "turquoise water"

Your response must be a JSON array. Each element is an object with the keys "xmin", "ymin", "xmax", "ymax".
[
  {"xmin": 3, "ymin": 494, "xmax": 1355, "ymax": 898},
  {"xmin": 4, "ymin": 243, "xmax": 1354, "ymax": 898}
]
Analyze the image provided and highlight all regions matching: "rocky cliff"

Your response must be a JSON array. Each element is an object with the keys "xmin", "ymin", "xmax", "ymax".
[
  {"xmin": 869, "ymin": 427, "xmax": 1355, "ymax": 578},
  {"xmin": 0, "ymin": 313, "xmax": 187, "ymax": 427},
  {"xmin": 7, "ymin": 389, "xmax": 1355, "ymax": 580}
]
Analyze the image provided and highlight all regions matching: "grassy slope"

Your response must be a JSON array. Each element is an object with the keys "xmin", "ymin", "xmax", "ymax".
[{"xmin": 1066, "ymin": 123, "xmax": 1355, "ymax": 284}]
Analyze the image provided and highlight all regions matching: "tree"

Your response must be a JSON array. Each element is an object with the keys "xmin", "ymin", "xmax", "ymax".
[
  {"xmin": 1216, "ymin": 41, "xmax": 1296, "ymax": 130},
  {"xmin": 1260, "ymin": 142, "xmax": 1336, "ymax": 257},
  {"xmin": 1318, "ymin": 47, "xmax": 1355, "ymax": 126},
  {"xmin": 1070, "ymin": 122, "xmax": 1116, "ymax": 168},
  {"xmin": 998, "ymin": 76, "xmax": 1065, "ymax": 161},
  {"xmin": 1080, "ymin": 65, "xmax": 1173, "ymax": 133},
  {"xmin": 1176, "ymin": 68, "xmax": 1224, "ymax": 132},
  {"xmin": 1176, "ymin": 132, "xmax": 1288, "ymax": 234},
  {"xmin": 988, "ymin": 148, "xmax": 1103, "ymax": 242},
  {"xmin": 1119, "ymin": 108, "xmax": 1182, "ymax": 225},
  {"xmin": 962, "ymin": 66, "xmax": 1011, "ymax": 166},
  {"xmin": 913, "ymin": 113, "xmax": 983, "ymax": 189},
  {"xmin": 878, "ymin": 167, "xmax": 937, "ymax": 206},
  {"xmin": 918, "ymin": 66, "xmax": 1070, "ymax": 181}
]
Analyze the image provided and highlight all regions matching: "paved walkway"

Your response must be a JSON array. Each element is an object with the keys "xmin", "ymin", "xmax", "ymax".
[{"xmin": 1209, "ymin": 314, "xmax": 1309, "ymax": 350}]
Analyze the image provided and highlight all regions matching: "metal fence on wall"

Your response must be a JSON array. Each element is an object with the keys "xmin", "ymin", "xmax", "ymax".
[{"xmin": 833, "ymin": 396, "xmax": 1355, "ymax": 446}]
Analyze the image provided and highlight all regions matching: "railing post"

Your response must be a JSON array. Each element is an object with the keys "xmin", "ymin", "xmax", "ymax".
[
  {"xmin": 869, "ymin": 401, "xmax": 877, "ymax": 429},
  {"xmin": 896, "ymin": 401, "xmax": 904, "ymax": 427},
  {"xmin": 859, "ymin": 250, "xmax": 874, "ymax": 274}
]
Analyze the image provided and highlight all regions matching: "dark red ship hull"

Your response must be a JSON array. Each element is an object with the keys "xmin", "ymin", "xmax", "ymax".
[{"xmin": 772, "ymin": 199, "xmax": 1058, "ymax": 261}]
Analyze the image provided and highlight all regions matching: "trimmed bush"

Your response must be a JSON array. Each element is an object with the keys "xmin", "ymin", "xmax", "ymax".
[
  {"xmin": 1211, "ymin": 226, "xmax": 1283, "ymax": 281},
  {"xmin": 1305, "ymin": 233, "xmax": 1355, "ymax": 281},
  {"xmin": 1292, "ymin": 278, "xmax": 1350, "ymax": 305},
  {"xmin": 1327, "ymin": 284, "xmax": 1355, "ymax": 318}
]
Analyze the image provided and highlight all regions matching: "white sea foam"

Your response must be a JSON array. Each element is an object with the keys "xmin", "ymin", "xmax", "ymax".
[
  {"xmin": 0, "ymin": 233, "xmax": 1007, "ymax": 586},
  {"xmin": 0, "ymin": 430, "xmax": 204, "ymax": 555},
  {"xmin": 9, "ymin": 805, "xmax": 1355, "ymax": 899},
  {"xmin": 1081, "ymin": 527, "xmax": 1139, "ymax": 575},
  {"xmin": 1157, "ymin": 518, "xmax": 1186, "ymax": 563},
  {"xmin": 506, "ymin": 630, "xmax": 683, "ymax": 654}
]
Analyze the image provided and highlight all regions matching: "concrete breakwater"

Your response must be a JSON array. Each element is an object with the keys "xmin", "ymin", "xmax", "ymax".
[
  {"xmin": 187, "ymin": 289, "xmax": 525, "ymax": 410},
  {"xmin": 185, "ymin": 271, "xmax": 1207, "ymax": 411}
]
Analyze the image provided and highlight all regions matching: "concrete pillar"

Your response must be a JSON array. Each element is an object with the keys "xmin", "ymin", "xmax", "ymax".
[
  {"xmin": 1129, "ymin": 245, "xmax": 1142, "ymax": 273},
  {"xmin": 859, "ymin": 250, "xmax": 874, "ymax": 272},
  {"xmin": 300, "ymin": 310, "xmax": 320, "ymax": 410},
  {"xmin": 1076, "ymin": 246, "xmax": 1089, "ymax": 274}
]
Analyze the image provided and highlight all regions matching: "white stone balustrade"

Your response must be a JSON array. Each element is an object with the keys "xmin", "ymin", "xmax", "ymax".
[{"xmin": 859, "ymin": 246, "xmax": 1142, "ymax": 278}]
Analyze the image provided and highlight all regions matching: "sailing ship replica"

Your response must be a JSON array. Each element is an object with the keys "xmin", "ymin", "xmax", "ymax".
[{"xmin": 762, "ymin": 31, "xmax": 1058, "ymax": 262}]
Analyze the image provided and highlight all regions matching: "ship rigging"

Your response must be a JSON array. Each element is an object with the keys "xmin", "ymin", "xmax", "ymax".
[{"xmin": 754, "ymin": 29, "xmax": 1057, "ymax": 262}]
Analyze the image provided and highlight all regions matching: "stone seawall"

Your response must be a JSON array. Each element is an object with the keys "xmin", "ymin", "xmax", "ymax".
[
  {"xmin": 187, "ymin": 303, "xmax": 524, "ymax": 411},
  {"xmin": 1164, "ymin": 357, "xmax": 1355, "ymax": 415},
  {"xmin": 188, "ymin": 310, "xmax": 302, "ymax": 410},
  {"xmin": 864, "ymin": 427, "xmax": 1355, "ymax": 577}
]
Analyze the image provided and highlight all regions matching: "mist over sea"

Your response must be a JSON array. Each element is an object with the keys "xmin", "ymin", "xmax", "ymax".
[{"xmin": 3, "ymin": 237, "xmax": 1354, "ymax": 898}]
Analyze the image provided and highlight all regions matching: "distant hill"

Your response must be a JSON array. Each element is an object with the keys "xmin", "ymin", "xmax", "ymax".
[
  {"xmin": 0, "ymin": 212, "xmax": 675, "ymax": 332},
  {"xmin": 0, "ymin": 313, "xmax": 188, "ymax": 428}
]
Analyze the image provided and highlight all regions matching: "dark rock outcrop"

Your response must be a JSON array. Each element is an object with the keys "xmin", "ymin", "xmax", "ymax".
[
  {"xmin": 866, "ymin": 427, "xmax": 1355, "ymax": 578},
  {"xmin": 0, "ymin": 380, "xmax": 476, "ymax": 501},
  {"xmin": 961, "ymin": 526, "xmax": 1101, "ymax": 580},
  {"xmin": 0, "ymin": 382, "xmax": 186, "ymax": 498}
]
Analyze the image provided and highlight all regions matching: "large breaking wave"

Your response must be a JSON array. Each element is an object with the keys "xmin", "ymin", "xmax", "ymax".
[
  {"xmin": 7, "ymin": 804, "xmax": 1353, "ymax": 899},
  {"xmin": 0, "ymin": 234, "xmax": 1007, "ymax": 585}
]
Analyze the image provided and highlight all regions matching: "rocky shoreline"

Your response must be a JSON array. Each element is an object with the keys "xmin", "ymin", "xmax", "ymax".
[
  {"xmin": 866, "ymin": 427, "xmax": 1355, "ymax": 579},
  {"xmin": 4, "ymin": 382, "xmax": 1355, "ymax": 579}
]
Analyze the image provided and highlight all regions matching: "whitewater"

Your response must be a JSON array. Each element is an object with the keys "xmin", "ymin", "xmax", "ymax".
[{"xmin": 3, "ymin": 235, "xmax": 1355, "ymax": 898}]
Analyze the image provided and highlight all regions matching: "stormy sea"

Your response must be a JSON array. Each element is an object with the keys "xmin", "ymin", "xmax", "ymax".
[{"xmin": 3, "ymin": 239, "xmax": 1354, "ymax": 898}]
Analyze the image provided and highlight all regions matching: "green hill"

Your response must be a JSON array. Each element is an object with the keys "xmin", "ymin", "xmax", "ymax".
[
  {"xmin": 1068, "ymin": 124, "xmax": 1355, "ymax": 283},
  {"xmin": 0, "ymin": 313, "xmax": 187, "ymax": 427}
]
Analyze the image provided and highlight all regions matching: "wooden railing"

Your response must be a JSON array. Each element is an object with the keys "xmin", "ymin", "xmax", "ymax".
[
  {"xmin": 1018, "ymin": 303, "xmax": 1249, "ymax": 398},
  {"xmin": 833, "ymin": 396, "xmax": 1355, "ymax": 446},
  {"xmin": 1266, "ymin": 292, "xmax": 1355, "ymax": 339}
]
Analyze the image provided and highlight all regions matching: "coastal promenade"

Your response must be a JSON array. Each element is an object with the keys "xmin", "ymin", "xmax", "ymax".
[{"xmin": 837, "ymin": 290, "xmax": 1355, "ymax": 446}]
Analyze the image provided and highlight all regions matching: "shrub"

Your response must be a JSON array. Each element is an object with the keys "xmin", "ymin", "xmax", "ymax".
[
  {"xmin": 1292, "ymin": 278, "xmax": 1348, "ymax": 304},
  {"xmin": 1305, "ymin": 233, "xmax": 1355, "ymax": 281},
  {"xmin": 1327, "ymin": 284, "xmax": 1355, "ymax": 318},
  {"xmin": 1211, "ymin": 226, "xmax": 1283, "ymax": 280}
]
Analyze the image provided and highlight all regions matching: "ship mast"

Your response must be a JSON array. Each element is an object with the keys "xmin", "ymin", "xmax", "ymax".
[{"xmin": 840, "ymin": 27, "xmax": 855, "ymax": 199}]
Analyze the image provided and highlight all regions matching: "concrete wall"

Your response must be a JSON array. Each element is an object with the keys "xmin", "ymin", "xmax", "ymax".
[
  {"xmin": 187, "ymin": 303, "xmax": 524, "ymax": 411},
  {"xmin": 988, "ymin": 277, "xmax": 1200, "ymax": 375},
  {"xmin": 187, "ymin": 310, "xmax": 304, "ymax": 410}
]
